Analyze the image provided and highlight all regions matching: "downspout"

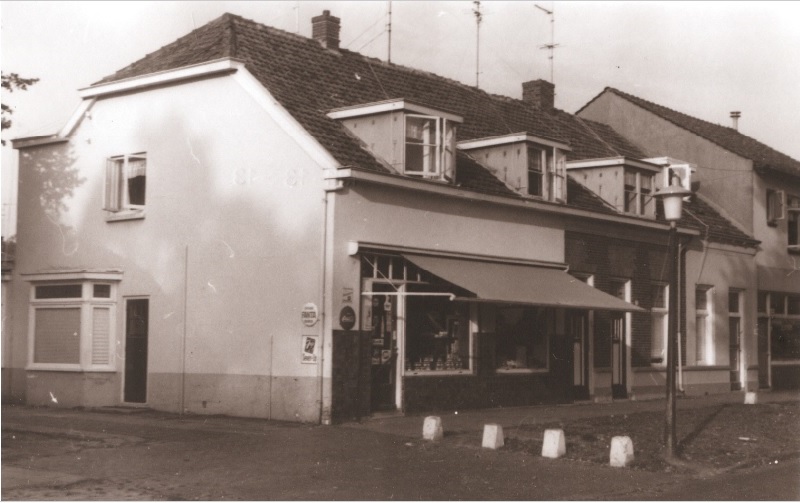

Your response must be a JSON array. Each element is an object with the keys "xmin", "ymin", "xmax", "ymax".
[
  {"xmin": 181, "ymin": 244, "xmax": 189, "ymax": 414},
  {"xmin": 677, "ymin": 240, "xmax": 684, "ymax": 393},
  {"xmin": 319, "ymin": 190, "xmax": 329, "ymax": 425}
]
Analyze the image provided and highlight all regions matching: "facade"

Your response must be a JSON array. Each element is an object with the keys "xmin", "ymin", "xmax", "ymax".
[
  {"xmin": 578, "ymin": 87, "xmax": 800, "ymax": 390},
  {"xmin": 6, "ymin": 12, "xmax": 758, "ymax": 422}
]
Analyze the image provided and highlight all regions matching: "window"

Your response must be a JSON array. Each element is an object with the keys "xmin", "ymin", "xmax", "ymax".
[
  {"xmin": 624, "ymin": 169, "xmax": 655, "ymax": 216},
  {"xmin": 650, "ymin": 283, "xmax": 668, "ymax": 364},
  {"xmin": 104, "ymin": 153, "xmax": 147, "ymax": 213},
  {"xmin": 695, "ymin": 286, "xmax": 714, "ymax": 365},
  {"xmin": 495, "ymin": 306, "xmax": 551, "ymax": 372},
  {"xmin": 404, "ymin": 115, "xmax": 455, "ymax": 181},
  {"xmin": 788, "ymin": 195, "xmax": 800, "ymax": 252},
  {"xmin": 761, "ymin": 291, "xmax": 800, "ymax": 362},
  {"xmin": 766, "ymin": 189, "xmax": 785, "ymax": 226},
  {"xmin": 405, "ymin": 296, "xmax": 470, "ymax": 373},
  {"xmin": 527, "ymin": 146, "xmax": 566, "ymax": 201},
  {"xmin": 28, "ymin": 281, "xmax": 117, "ymax": 371}
]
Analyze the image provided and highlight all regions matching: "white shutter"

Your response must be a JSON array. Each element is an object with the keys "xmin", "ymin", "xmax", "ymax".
[
  {"xmin": 91, "ymin": 307, "xmax": 111, "ymax": 365},
  {"xmin": 104, "ymin": 159, "xmax": 122, "ymax": 212},
  {"xmin": 443, "ymin": 121, "xmax": 456, "ymax": 182},
  {"xmin": 554, "ymin": 150, "xmax": 567, "ymax": 202}
]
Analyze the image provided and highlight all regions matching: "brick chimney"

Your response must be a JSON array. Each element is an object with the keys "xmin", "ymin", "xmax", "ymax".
[
  {"xmin": 522, "ymin": 79, "xmax": 555, "ymax": 111},
  {"xmin": 312, "ymin": 10, "xmax": 340, "ymax": 50}
]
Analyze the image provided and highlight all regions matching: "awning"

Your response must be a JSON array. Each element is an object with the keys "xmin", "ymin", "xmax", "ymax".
[{"xmin": 403, "ymin": 254, "xmax": 644, "ymax": 312}]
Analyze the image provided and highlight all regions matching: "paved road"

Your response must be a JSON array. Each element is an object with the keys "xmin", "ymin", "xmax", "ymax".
[{"xmin": 2, "ymin": 397, "xmax": 798, "ymax": 500}]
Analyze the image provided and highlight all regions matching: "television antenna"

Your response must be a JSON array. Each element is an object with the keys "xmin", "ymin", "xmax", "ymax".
[
  {"xmin": 535, "ymin": 4, "xmax": 559, "ymax": 84},
  {"xmin": 387, "ymin": 1, "xmax": 393, "ymax": 63},
  {"xmin": 473, "ymin": 0, "xmax": 482, "ymax": 88}
]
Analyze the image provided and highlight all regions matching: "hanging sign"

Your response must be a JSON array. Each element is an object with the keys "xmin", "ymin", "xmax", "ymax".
[
  {"xmin": 301, "ymin": 303, "xmax": 319, "ymax": 327},
  {"xmin": 339, "ymin": 306, "xmax": 356, "ymax": 331}
]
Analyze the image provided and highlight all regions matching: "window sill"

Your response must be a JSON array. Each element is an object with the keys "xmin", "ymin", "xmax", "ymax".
[
  {"xmin": 496, "ymin": 368, "xmax": 548, "ymax": 374},
  {"xmin": 404, "ymin": 369, "xmax": 473, "ymax": 377},
  {"xmin": 27, "ymin": 364, "xmax": 116, "ymax": 372},
  {"xmin": 771, "ymin": 360, "xmax": 800, "ymax": 366},
  {"xmin": 106, "ymin": 210, "xmax": 145, "ymax": 222}
]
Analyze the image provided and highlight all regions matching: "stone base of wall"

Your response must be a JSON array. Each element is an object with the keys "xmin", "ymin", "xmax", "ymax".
[
  {"xmin": 772, "ymin": 365, "xmax": 800, "ymax": 390},
  {"xmin": 26, "ymin": 371, "xmax": 120, "ymax": 408},
  {"xmin": 2, "ymin": 367, "xmax": 26, "ymax": 404}
]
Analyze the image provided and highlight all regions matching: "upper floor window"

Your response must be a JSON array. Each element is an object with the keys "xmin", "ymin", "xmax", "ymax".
[
  {"xmin": 788, "ymin": 195, "xmax": 799, "ymax": 252},
  {"xmin": 624, "ymin": 169, "xmax": 654, "ymax": 216},
  {"xmin": 766, "ymin": 188, "xmax": 785, "ymax": 227},
  {"xmin": 527, "ymin": 146, "xmax": 566, "ymax": 201},
  {"xmin": 104, "ymin": 153, "xmax": 147, "ymax": 213},
  {"xmin": 404, "ymin": 115, "xmax": 456, "ymax": 181},
  {"xmin": 695, "ymin": 285, "xmax": 714, "ymax": 365}
]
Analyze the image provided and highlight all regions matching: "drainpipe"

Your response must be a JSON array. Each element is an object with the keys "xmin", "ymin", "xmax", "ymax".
[
  {"xmin": 319, "ymin": 190, "xmax": 329, "ymax": 425},
  {"xmin": 677, "ymin": 240, "xmax": 684, "ymax": 392}
]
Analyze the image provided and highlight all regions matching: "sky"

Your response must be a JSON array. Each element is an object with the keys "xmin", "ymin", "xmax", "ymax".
[{"xmin": 2, "ymin": 1, "xmax": 799, "ymax": 236}]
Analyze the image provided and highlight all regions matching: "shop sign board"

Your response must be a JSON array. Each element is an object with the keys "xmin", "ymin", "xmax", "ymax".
[
  {"xmin": 302, "ymin": 335, "xmax": 318, "ymax": 364},
  {"xmin": 301, "ymin": 303, "xmax": 319, "ymax": 327}
]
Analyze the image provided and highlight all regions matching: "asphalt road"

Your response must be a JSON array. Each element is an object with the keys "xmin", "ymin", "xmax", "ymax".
[{"xmin": 2, "ymin": 404, "xmax": 798, "ymax": 500}]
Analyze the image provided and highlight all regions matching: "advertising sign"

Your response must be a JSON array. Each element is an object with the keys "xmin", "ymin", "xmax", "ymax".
[
  {"xmin": 302, "ymin": 335, "xmax": 318, "ymax": 364},
  {"xmin": 301, "ymin": 303, "xmax": 319, "ymax": 327}
]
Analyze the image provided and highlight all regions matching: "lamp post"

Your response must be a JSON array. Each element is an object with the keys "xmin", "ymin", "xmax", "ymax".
[{"xmin": 654, "ymin": 180, "xmax": 691, "ymax": 460}]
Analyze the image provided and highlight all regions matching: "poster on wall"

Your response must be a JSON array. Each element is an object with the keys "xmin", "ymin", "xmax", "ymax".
[{"xmin": 302, "ymin": 335, "xmax": 318, "ymax": 364}]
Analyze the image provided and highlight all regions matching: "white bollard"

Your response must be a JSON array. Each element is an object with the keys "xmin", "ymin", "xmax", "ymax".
[
  {"xmin": 744, "ymin": 392, "xmax": 758, "ymax": 405},
  {"xmin": 422, "ymin": 416, "xmax": 443, "ymax": 441},
  {"xmin": 609, "ymin": 436, "xmax": 634, "ymax": 467},
  {"xmin": 541, "ymin": 429, "xmax": 566, "ymax": 458},
  {"xmin": 482, "ymin": 423, "xmax": 504, "ymax": 449}
]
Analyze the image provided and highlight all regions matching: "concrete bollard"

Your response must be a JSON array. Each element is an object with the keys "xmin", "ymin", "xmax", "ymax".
[
  {"xmin": 422, "ymin": 416, "xmax": 443, "ymax": 441},
  {"xmin": 609, "ymin": 436, "xmax": 634, "ymax": 467},
  {"xmin": 744, "ymin": 392, "xmax": 758, "ymax": 405},
  {"xmin": 482, "ymin": 423, "xmax": 504, "ymax": 449},
  {"xmin": 541, "ymin": 429, "xmax": 566, "ymax": 458}
]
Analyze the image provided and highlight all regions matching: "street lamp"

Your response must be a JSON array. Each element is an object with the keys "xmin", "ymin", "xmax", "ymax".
[{"xmin": 654, "ymin": 178, "xmax": 691, "ymax": 461}]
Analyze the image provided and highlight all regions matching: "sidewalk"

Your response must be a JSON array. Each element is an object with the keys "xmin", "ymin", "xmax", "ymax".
[{"xmin": 343, "ymin": 389, "xmax": 800, "ymax": 439}]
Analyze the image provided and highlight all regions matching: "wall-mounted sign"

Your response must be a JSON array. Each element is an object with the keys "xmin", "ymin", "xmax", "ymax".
[
  {"xmin": 339, "ymin": 306, "xmax": 356, "ymax": 331},
  {"xmin": 342, "ymin": 287, "xmax": 354, "ymax": 304},
  {"xmin": 302, "ymin": 335, "xmax": 318, "ymax": 364},
  {"xmin": 301, "ymin": 303, "xmax": 319, "ymax": 327}
]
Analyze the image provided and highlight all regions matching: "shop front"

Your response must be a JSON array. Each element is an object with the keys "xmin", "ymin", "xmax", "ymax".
[{"xmin": 338, "ymin": 251, "xmax": 641, "ymax": 418}]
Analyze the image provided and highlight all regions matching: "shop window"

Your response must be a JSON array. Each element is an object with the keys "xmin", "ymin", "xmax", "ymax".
[
  {"xmin": 650, "ymin": 283, "xmax": 668, "ymax": 365},
  {"xmin": 404, "ymin": 296, "xmax": 470, "ymax": 374},
  {"xmin": 104, "ymin": 153, "xmax": 147, "ymax": 214},
  {"xmin": 404, "ymin": 115, "xmax": 456, "ymax": 181},
  {"xmin": 771, "ymin": 319, "xmax": 800, "ymax": 361},
  {"xmin": 695, "ymin": 285, "xmax": 714, "ymax": 365},
  {"xmin": 495, "ymin": 306, "xmax": 551, "ymax": 372},
  {"xmin": 28, "ymin": 281, "xmax": 117, "ymax": 371}
]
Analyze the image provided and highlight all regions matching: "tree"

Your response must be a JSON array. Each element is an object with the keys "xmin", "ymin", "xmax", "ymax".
[{"xmin": 2, "ymin": 72, "xmax": 39, "ymax": 145}]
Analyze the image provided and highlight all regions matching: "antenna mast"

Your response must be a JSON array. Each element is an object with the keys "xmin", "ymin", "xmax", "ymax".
[
  {"xmin": 473, "ymin": 0, "xmax": 482, "ymax": 88},
  {"xmin": 387, "ymin": 1, "xmax": 393, "ymax": 63},
  {"xmin": 535, "ymin": 4, "xmax": 559, "ymax": 84}
]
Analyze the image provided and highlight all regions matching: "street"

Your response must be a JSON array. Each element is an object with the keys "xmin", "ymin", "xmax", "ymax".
[{"xmin": 2, "ymin": 403, "xmax": 799, "ymax": 500}]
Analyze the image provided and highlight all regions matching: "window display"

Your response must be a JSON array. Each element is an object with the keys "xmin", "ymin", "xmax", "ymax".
[
  {"xmin": 404, "ymin": 296, "xmax": 470, "ymax": 373},
  {"xmin": 496, "ymin": 306, "xmax": 551, "ymax": 372}
]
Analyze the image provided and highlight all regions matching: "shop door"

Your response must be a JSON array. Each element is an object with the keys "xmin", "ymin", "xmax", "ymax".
[
  {"xmin": 368, "ymin": 285, "xmax": 398, "ymax": 412},
  {"xmin": 729, "ymin": 317, "xmax": 742, "ymax": 391},
  {"xmin": 610, "ymin": 314, "xmax": 627, "ymax": 399},
  {"xmin": 569, "ymin": 311, "xmax": 590, "ymax": 400},
  {"xmin": 124, "ymin": 298, "xmax": 149, "ymax": 403}
]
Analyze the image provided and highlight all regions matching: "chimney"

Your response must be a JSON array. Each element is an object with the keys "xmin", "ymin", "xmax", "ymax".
[
  {"xmin": 312, "ymin": 10, "xmax": 340, "ymax": 50},
  {"xmin": 522, "ymin": 79, "xmax": 555, "ymax": 111},
  {"xmin": 730, "ymin": 111, "xmax": 741, "ymax": 131}
]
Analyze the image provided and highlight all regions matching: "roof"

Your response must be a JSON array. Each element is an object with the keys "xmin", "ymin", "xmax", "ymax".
[
  {"xmin": 582, "ymin": 87, "xmax": 800, "ymax": 179},
  {"xmin": 94, "ymin": 13, "xmax": 756, "ymax": 248}
]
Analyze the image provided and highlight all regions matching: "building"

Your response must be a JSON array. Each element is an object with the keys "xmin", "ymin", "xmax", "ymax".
[
  {"xmin": 578, "ymin": 87, "xmax": 800, "ymax": 390},
  {"xmin": 6, "ymin": 12, "xmax": 757, "ymax": 422}
]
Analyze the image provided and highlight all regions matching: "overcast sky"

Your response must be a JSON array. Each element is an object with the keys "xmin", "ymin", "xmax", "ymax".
[{"xmin": 2, "ymin": 1, "xmax": 799, "ymax": 236}]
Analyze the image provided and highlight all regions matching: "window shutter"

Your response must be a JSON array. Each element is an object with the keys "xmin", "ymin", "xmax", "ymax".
[
  {"xmin": 443, "ymin": 122, "xmax": 456, "ymax": 182},
  {"xmin": 767, "ymin": 189, "xmax": 785, "ymax": 224},
  {"xmin": 554, "ymin": 152, "xmax": 567, "ymax": 202},
  {"xmin": 104, "ymin": 159, "xmax": 122, "ymax": 212},
  {"xmin": 91, "ymin": 307, "xmax": 111, "ymax": 365}
]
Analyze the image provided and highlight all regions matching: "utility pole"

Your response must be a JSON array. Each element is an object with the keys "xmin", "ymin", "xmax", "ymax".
[{"xmin": 473, "ymin": 1, "xmax": 482, "ymax": 88}]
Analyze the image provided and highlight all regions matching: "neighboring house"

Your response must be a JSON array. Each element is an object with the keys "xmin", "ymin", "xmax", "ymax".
[
  {"xmin": 7, "ymin": 12, "xmax": 757, "ymax": 423},
  {"xmin": 2, "ymin": 238, "xmax": 14, "ymax": 399},
  {"xmin": 578, "ymin": 87, "xmax": 800, "ymax": 390}
]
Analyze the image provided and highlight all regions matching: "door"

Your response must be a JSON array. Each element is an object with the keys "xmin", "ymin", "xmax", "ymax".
[
  {"xmin": 610, "ymin": 314, "xmax": 627, "ymax": 399},
  {"xmin": 368, "ymin": 285, "xmax": 398, "ymax": 412},
  {"xmin": 729, "ymin": 317, "xmax": 742, "ymax": 391},
  {"xmin": 124, "ymin": 298, "xmax": 149, "ymax": 403},
  {"xmin": 569, "ymin": 311, "xmax": 590, "ymax": 400}
]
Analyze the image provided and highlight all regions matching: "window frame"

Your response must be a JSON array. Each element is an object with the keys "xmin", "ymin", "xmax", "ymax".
[
  {"xmin": 27, "ymin": 281, "xmax": 118, "ymax": 372},
  {"xmin": 403, "ymin": 115, "xmax": 456, "ymax": 181},
  {"xmin": 766, "ymin": 188, "xmax": 785, "ymax": 227},
  {"xmin": 650, "ymin": 282, "xmax": 669, "ymax": 365},
  {"xmin": 788, "ymin": 195, "xmax": 800, "ymax": 252},
  {"xmin": 695, "ymin": 285, "xmax": 714, "ymax": 365},
  {"xmin": 526, "ymin": 145, "xmax": 566, "ymax": 202},
  {"xmin": 494, "ymin": 305, "xmax": 552, "ymax": 374},
  {"xmin": 104, "ymin": 152, "xmax": 147, "ymax": 218},
  {"xmin": 623, "ymin": 169, "xmax": 655, "ymax": 216}
]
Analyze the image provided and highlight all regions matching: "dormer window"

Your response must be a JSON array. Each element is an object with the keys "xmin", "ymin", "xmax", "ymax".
[
  {"xmin": 459, "ymin": 133, "xmax": 570, "ymax": 202},
  {"xmin": 404, "ymin": 115, "xmax": 456, "ymax": 180},
  {"xmin": 624, "ymin": 169, "xmax": 654, "ymax": 216},
  {"xmin": 567, "ymin": 157, "xmax": 660, "ymax": 219},
  {"xmin": 327, "ymin": 99, "xmax": 462, "ymax": 183}
]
